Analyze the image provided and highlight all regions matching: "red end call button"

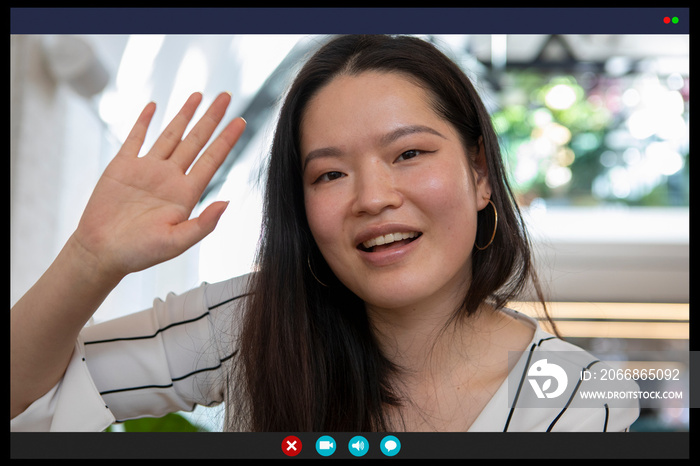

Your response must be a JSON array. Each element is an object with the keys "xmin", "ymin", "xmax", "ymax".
[{"xmin": 282, "ymin": 436, "xmax": 302, "ymax": 456}]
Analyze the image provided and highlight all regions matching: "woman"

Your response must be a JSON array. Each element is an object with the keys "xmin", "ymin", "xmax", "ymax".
[{"xmin": 10, "ymin": 35, "xmax": 639, "ymax": 432}]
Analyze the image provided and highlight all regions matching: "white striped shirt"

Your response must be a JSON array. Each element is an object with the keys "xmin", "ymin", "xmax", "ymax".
[{"xmin": 10, "ymin": 273, "xmax": 639, "ymax": 432}]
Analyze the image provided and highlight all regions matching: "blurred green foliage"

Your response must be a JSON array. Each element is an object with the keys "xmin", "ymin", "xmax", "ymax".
[
  {"xmin": 105, "ymin": 412, "xmax": 209, "ymax": 432},
  {"xmin": 490, "ymin": 70, "xmax": 689, "ymax": 207}
]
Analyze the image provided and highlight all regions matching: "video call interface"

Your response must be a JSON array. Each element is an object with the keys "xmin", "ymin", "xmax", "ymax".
[{"xmin": 10, "ymin": 7, "xmax": 690, "ymax": 460}]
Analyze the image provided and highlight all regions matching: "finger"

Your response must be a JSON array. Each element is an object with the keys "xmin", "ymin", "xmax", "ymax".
[
  {"xmin": 148, "ymin": 92, "xmax": 203, "ymax": 160},
  {"xmin": 118, "ymin": 102, "xmax": 157, "ymax": 158},
  {"xmin": 187, "ymin": 116, "xmax": 247, "ymax": 194},
  {"xmin": 170, "ymin": 92, "xmax": 232, "ymax": 171},
  {"xmin": 169, "ymin": 200, "xmax": 229, "ymax": 254}
]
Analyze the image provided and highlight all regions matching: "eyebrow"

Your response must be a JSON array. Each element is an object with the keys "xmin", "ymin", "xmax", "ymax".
[{"xmin": 302, "ymin": 124, "xmax": 447, "ymax": 172}]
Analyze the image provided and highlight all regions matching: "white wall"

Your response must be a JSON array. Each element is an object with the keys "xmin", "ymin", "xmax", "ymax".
[
  {"xmin": 10, "ymin": 35, "xmax": 201, "ymax": 322},
  {"xmin": 526, "ymin": 207, "xmax": 688, "ymax": 303}
]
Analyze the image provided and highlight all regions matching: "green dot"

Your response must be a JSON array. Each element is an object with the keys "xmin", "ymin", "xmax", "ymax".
[{"xmin": 672, "ymin": 17, "xmax": 679, "ymax": 24}]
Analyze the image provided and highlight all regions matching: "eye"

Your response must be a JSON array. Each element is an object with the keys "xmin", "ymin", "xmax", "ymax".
[
  {"xmin": 396, "ymin": 149, "xmax": 431, "ymax": 162},
  {"xmin": 314, "ymin": 171, "xmax": 346, "ymax": 183}
]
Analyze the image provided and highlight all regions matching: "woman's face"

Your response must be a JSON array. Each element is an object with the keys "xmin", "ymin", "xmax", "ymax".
[{"xmin": 300, "ymin": 71, "xmax": 491, "ymax": 313}]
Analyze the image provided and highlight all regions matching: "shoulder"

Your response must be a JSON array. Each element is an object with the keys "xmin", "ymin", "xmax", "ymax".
[
  {"xmin": 499, "ymin": 309, "xmax": 640, "ymax": 432},
  {"xmin": 198, "ymin": 273, "xmax": 255, "ymax": 344},
  {"xmin": 202, "ymin": 272, "xmax": 255, "ymax": 311}
]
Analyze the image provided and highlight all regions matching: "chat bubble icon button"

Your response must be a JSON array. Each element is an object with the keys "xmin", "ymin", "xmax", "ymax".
[{"xmin": 380, "ymin": 435, "xmax": 401, "ymax": 456}]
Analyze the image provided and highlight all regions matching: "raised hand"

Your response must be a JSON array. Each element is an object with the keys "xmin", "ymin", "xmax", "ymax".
[
  {"xmin": 71, "ymin": 92, "xmax": 246, "ymax": 281},
  {"xmin": 11, "ymin": 92, "xmax": 247, "ymax": 419}
]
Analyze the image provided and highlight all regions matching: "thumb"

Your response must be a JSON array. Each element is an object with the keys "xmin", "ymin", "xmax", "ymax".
[{"xmin": 171, "ymin": 201, "xmax": 229, "ymax": 252}]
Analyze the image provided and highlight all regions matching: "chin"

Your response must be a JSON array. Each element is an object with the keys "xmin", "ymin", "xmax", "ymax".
[
  {"xmin": 353, "ymin": 280, "xmax": 441, "ymax": 312},
  {"xmin": 350, "ymin": 267, "xmax": 471, "ymax": 313}
]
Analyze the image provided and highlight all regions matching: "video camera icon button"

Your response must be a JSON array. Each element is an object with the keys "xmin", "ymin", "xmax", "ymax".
[
  {"xmin": 348, "ymin": 435, "xmax": 369, "ymax": 457},
  {"xmin": 315, "ymin": 435, "xmax": 336, "ymax": 456}
]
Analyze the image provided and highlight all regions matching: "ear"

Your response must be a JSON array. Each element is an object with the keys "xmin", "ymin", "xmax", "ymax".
[{"xmin": 473, "ymin": 136, "xmax": 492, "ymax": 210}]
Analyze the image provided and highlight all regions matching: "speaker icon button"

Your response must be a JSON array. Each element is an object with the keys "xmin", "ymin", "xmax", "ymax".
[{"xmin": 348, "ymin": 435, "xmax": 369, "ymax": 457}]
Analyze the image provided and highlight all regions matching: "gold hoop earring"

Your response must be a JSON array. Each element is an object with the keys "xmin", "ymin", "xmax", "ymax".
[
  {"xmin": 307, "ymin": 255, "xmax": 328, "ymax": 287},
  {"xmin": 474, "ymin": 199, "xmax": 498, "ymax": 251}
]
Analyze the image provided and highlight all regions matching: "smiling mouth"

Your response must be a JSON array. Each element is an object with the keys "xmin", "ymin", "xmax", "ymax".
[{"xmin": 358, "ymin": 231, "xmax": 422, "ymax": 252}]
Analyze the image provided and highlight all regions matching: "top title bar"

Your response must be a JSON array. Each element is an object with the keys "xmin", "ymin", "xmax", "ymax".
[{"xmin": 10, "ymin": 8, "xmax": 690, "ymax": 35}]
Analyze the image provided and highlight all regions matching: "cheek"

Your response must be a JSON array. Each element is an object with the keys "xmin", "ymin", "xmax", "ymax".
[
  {"xmin": 413, "ymin": 164, "xmax": 477, "ymax": 228},
  {"xmin": 304, "ymin": 191, "xmax": 345, "ymax": 252}
]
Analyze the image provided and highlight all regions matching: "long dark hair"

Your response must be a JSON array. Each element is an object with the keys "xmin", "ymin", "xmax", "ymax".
[{"xmin": 227, "ymin": 35, "xmax": 552, "ymax": 432}]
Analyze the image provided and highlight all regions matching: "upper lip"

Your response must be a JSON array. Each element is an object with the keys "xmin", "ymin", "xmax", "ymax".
[{"xmin": 354, "ymin": 223, "xmax": 422, "ymax": 250}]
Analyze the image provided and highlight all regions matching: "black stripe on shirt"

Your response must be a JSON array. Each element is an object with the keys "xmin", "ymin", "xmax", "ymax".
[
  {"xmin": 85, "ymin": 311, "xmax": 211, "ymax": 345},
  {"xmin": 503, "ymin": 342, "xmax": 539, "ymax": 432},
  {"xmin": 171, "ymin": 350, "xmax": 238, "ymax": 382},
  {"xmin": 504, "ymin": 337, "xmax": 602, "ymax": 432},
  {"xmin": 546, "ymin": 359, "xmax": 601, "ymax": 432},
  {"xmin": 99, "ymin": 350, "xmax": 238, "ymax": 396},
  {"xmin": 537, "ymin": 336, "xmax": 557, "ymax": 347},
  {"xmin": 84, "ymin": 293, "xmax": 249, "ymax": 346},
  {"xmin": 603, "ymin": 403, "xmax": 610, "ymax": 432},
  {"xmin": 88, "ymin": 290, "xmax": 247, "ymax": 397}
]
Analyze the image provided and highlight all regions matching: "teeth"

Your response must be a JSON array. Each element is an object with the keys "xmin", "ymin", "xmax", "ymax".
[{"xmin": 362, "ymin": 231, "xmax": 418, "ymax": 249}]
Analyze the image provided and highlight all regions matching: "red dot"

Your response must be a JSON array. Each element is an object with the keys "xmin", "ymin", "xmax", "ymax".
[{"xmin": 664, "ymin": 17, "xmax": 671, "ymax": 24}]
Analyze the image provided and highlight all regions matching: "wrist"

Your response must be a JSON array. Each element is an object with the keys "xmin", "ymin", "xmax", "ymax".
[{"xmin": 63, "ymin": 233, "xmax": 126, "ymax": 291}]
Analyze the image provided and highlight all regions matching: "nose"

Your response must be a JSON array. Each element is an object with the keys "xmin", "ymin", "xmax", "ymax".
[{"xmin": 351, "ymin": 161, "xmax": 403, "ymax": 216}]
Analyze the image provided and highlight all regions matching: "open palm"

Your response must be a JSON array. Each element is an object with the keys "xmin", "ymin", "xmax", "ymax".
[{"xmin": 72, "ymin": 92, "xmax": 246, "ymax": 279}]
